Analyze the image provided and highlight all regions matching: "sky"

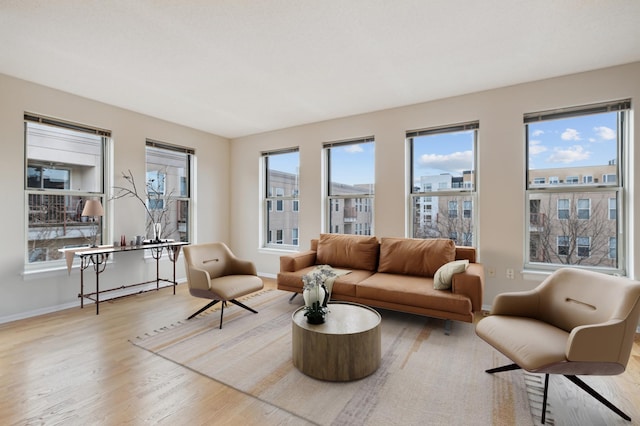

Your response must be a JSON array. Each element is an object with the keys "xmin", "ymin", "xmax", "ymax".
[
  {"xmin": 527, "ymin": 111, "xmax": 617, "ymax": 170},
  {"xmin": 329, "ymin": 142, "xmax": 375, "ymax": 185},
  {"xmin": 269, "ymin": 110, "xmax": 619, "ymax": 186},
  {"xmin": 412, "ymin": 131, "xmax": 474, "ymax": 180},
  {"xmin": 267, "ymin": 143, "xmax": 376, "ymax": 186}
]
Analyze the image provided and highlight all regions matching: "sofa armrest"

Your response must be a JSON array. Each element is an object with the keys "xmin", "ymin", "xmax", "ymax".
[
  {"xmin": 280, "ymin": 250, "xmax": 317, "ymax": 272},
  {"xmin": 451, "ymin": 262, "xmax": 484, "ymax": 312},
  {"xmin": 566, "ymin": 320, "xmax": 626, "ymax": 363}
]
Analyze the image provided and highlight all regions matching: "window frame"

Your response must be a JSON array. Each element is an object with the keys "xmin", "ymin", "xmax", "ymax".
[
  {"xmin": 262, "ymin": 148, "xmax": 300, "ymax": 249},
  {"xmin": 324, "ymin": 137, "xmax": 375, "ymax": 236},
  {"xmin": 407, "ymin": 121, "xmax": 478, "ymax": 245},
  {"xmin": 524, "ymin": 99, "xmax": 629, "ymax": 274},
  {"xmin": 144, "ymin": 140, "xmax": 194, "ymax": 244},
  {"xmin": 24, "ymin": 113, "xmax": 110, "ymax": 270}
]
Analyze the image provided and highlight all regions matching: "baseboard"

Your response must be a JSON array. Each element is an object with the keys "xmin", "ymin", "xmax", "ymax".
[
  {"xmin": 0, "ymin": 278, "xmax": 187, "ymax": 325},
  {"xmin": 259, "ymin": 272, "xmax": 277, "ymax": 279}
]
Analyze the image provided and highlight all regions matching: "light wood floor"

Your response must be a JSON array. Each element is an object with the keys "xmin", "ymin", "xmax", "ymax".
[{"xmin": 1, "ymin": 278, "xmax": 639, "ymax": 425}]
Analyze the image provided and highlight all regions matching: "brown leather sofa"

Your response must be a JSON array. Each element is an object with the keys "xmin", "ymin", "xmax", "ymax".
[{"xmin": 277, "ymin": 234, "xmax": 484, "ymax": 326}]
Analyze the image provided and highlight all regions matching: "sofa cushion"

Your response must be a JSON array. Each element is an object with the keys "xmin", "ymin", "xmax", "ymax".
[
  {"xmin": 277, "ymin": 267, "xmax": 374, "ymax": 297},
  {"xmin": 434, "ymin": 259, "xmax": 469, "ymax": 290},
  {"xmin": 316, "ymin": 234, "xmax": 379, "ymax": 271},
  {"xmin": 377, "ymin": 238, "xmax": 455, "ymax": 277},
  {"xmin": 356, "ymin": 273, "xmax": 472, "ymax": 315}
]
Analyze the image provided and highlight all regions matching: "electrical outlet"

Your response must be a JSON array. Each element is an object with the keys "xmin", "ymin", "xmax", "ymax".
[{"xmin": 506, "ymin": 268, "xmax": 515, "ymax": 279}]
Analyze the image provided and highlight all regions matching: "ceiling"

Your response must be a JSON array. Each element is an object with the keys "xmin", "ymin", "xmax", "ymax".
[{"xmin": 1, "ymin": 1, "xmax": 639, "ymax": 139}]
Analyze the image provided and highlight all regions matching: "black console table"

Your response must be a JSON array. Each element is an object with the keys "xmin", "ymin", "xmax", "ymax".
[{"xmin": 61, "ymin": 241, "xmax": 189, "ymax": 314}]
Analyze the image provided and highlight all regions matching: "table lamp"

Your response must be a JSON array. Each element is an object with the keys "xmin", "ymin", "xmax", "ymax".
[{"xmin": 82, "ymin": 198, "xmax": 104, "ymax": 247}]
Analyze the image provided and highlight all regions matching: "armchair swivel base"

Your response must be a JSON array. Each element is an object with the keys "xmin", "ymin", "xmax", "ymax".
[
  {"xmin": 187, "ymin": 298, "xmax": 259, "ymax": 329},
  {"xmin": 486, "ymin": 363, "xmax": 631, "ymax": 423}
]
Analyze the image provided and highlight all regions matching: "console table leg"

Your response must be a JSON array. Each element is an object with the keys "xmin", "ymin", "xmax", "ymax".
[
  {"xmin": 95, "ymin": 264, "xmax": 100, "ymax": 315},
  {"xmin": 80, "ymin": 266, "xmax": 85, "ymax": 309}
]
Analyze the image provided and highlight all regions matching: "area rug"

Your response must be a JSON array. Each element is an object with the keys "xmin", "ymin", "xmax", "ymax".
[{"xmin": 131, "ymin": 290, "xmax": 538, "ymax": 425}]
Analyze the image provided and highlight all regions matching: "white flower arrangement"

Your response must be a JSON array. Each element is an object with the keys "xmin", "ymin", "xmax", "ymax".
[{"xmin": 301, "ymin": 265, "xmax": 337, "ymax": 322}]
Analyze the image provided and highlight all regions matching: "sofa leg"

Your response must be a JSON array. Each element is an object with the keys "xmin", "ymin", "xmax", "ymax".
[
  {"xmin": 288, "ymin": 292, "xmax": 298, "ymax": 303},
  {"xmin": 444, "ymin": 319, "xmax": 452, "ymax": 335}
]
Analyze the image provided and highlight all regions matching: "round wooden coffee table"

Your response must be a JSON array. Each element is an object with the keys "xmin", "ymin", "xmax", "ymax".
[{"xmin": 291, "ymin": 301, "xmax": 381, "ymax": 381}]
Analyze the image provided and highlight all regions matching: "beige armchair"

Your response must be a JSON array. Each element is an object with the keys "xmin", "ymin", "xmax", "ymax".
[
  {"xmin": 183, "ymin": 242, "xmax": 264, "ymax": 329},
  {"xmin": 476, "ymin": 267, "xmax": 640, "ymax": 424}
]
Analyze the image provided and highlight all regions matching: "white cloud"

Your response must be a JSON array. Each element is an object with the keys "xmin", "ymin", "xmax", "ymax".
[
  {"xmin": 594, "ymin": 126, "xmax": 616, "ymax": 140},
  {"xmin": 547, "ymin": 145, "xmax": 590, "ymax": 163},
  {"xmin": 561, "ymin": 128, "xmax": 581, "ymax": 141},
  {"xmin": 529, "ymin": 140, "xmax": 547, "ymax": 155},
  {"xmin": 419, "ymin": 150, "xmax": 473, "ymax": 173},
  {"xmin": 343, "ymin": 144, "xmax": 363, "ymax": 153},
  {"xmin": 532, "ymin": 129, "xmax": 544, "ymax": 137}
]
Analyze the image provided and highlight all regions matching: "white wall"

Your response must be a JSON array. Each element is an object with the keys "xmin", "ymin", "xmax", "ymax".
[
  {"xmin": 229, "ymin": 62, "xmax": 640, "ymax": 306},
  {"xmin": 2, "ymin": 62, "xmax": 638, "ymax": 321},
  {"xmin": 0, "ymin": 74, "xmax": 231, "ymax": 321}
]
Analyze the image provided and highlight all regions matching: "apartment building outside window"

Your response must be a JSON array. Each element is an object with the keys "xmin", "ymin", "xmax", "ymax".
[
  {"xmin": 24, "ymin": 114, "xmax": 109, "ymax": 266},
  {"xmin": 144, "ymin": 141, "xmax": 193, "ymax": 242},
  {"xmin": 325, "ymin": 137, "xmax": 374, "ymax": 235},
  {"xmin": 525, "ymin": 99, "xmax": 630, "ymax": 273},
  {"xmin": 263, "ymin": 148, "xmax": 299, "ymax": 248},
  {"xmin": 408, "ymin": 122, "xmax": 478, "ymax": 246}
]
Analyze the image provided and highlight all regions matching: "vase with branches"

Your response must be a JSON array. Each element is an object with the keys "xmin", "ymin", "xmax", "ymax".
[{"xmin": 112, "ymin": 169, "xmax": 175, "ymax": 243}]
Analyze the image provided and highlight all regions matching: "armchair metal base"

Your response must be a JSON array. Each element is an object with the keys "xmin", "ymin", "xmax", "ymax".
[
  {"xmin": 486, "ymin": 363, "xmax": 631, "ymax": 424},
  {"xmin": 187, "ymin": 299, "xmax": 258, "ymax": 329}
]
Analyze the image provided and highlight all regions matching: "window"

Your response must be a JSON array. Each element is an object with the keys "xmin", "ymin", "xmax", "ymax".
[
  {"xmin": 557, "ymin": 236, "xmax": 570, "ymax": 256},
  {"xmin": 557, "ymin": 199, "xmax": 570, "ymax": 219},
  {"xmin": 263, "ymin": 148, "xmax": 299, "ymax": 248},
  {"xmin": 463, "ymin": 200, "xmax": 472, "ymax": 219},
  {"xmin": 526, "ymin": 99, "xmax": 629, "ymax": 272},
  {"xmin": 408, "ymin": 122, "xmax": 478, "ymax": 244},
  {"xmin": 533, "ymin": 177, "xmax": 546, "ymax": 185},
  {"xmin": 145, "ymin": 140, "xmax": 193, "ymax": 242},
  {"xmin": 24, "ymin": 114, "xmax": 109, "ymax": 266},
  {"xmin": 448, "ymin": 200, "xmax": 458, "ymax": 218},
  {"xmin": 549, "ymin": 176, "xmax": 559, "ymax": 184},
  {"xmin": 577, "ymin": 199, "xmax": 590, "ymax": 220},
  {"xmin": 325, "ymin": 137, "xmax": 374, "ymax": 235},
  {"xmin": 609, "ymin": 198, "xmax": 616, "ymax": 220},
  {"xmin": 577, "ymin": 237, "xmax": 591, "ymax": 258},
  {"xmin": 275, "ymin": 188, "xmax": 284, "ymax": 212},
  {"xmin": 609, "ymin": 237, "xmax": 617, "ymax": 259}
]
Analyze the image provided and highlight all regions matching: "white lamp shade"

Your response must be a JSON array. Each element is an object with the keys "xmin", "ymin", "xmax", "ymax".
[{"xmin": 82, "ymin": 199, "xmax": 104, "ymax": 217}]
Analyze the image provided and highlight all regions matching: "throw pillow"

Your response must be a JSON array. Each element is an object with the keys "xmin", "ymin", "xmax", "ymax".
[{"xmin": 433, "ymin": 259, "xmax": 469, "ymax": 290}]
